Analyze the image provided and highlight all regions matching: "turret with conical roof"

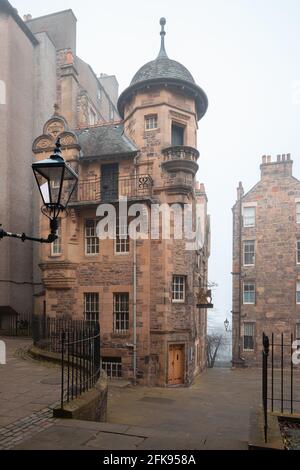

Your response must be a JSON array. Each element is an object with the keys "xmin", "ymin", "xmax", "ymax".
[{"xmin": 118, "ymin": 19, "xmax": 208, "ymax": 121}]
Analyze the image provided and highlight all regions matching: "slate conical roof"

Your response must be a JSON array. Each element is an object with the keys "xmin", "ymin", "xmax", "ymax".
[{"xmin": 118, "ymin": 18, "xmax": 208, "ymax": 121}]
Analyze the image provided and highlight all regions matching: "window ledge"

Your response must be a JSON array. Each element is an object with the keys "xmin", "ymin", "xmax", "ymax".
[{"xmin": 111, "ymin": 332, "xmax": 130, "ymax": 338}]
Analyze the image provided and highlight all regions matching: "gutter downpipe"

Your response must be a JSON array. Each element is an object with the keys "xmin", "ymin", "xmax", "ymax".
[{"xmin": 133, "ymin": 156, "xmax": 138, "ymax": 385}]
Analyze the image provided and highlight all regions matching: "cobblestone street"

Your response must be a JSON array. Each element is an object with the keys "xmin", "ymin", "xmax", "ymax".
[
  {"xmin": 0, "ymin": 337, "xmax": 61, "ymax": 449},
  {"xmin": 0, "ymin": 337, "xmax": 268, "ymax": 450}
]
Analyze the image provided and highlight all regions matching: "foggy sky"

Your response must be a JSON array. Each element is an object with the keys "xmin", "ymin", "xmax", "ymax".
[{"xmin": 12, "ymin": 0, "xmax": 300, "ymax": 330}]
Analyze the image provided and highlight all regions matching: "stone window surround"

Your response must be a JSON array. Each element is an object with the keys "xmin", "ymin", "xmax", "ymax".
[
  {"xmin": 243, "ymin": 240, "xmax": 255, "ymax": 266},
  {"xmin": 297, "ymin": 239, "xmax": 300, "ymax": 265},
  {"xmin": 296, "ymin": 200, "xmax": 300, "ymax": 224},
  {"xmin": 243, "ymin": 321, "xmax": 255, "ymax": 351},
  {"xmin": 145, "ymin": 114, "xmax": 158, "ymax": 131},
  {"xmin": 85, "ymin": 219, "xmax": 100, "ymax": 256},
  {"xmin": 113, "ymin": 293, "xmax": 130, "ymax": 334},
  {"xmin": 296, "ymin": 282, "xmax": 300, "ymax": 305},
  {"xmin": 172, "ymin": 275, "xmax": 186, "ymax": 303},
  {"xmin": 115, "ymin": 215, "xmax": 130, "ymax": 255},
  {"xmin": 243, "ymin": 281, "xmax": 256, "ymax": 305},
  {"xmin": 84, "ymin": 292, "xmax": 99, "ymax": 322},
  {"xmin": 242, "ymin": 204, "xmax": 256, "ymax": 228}
]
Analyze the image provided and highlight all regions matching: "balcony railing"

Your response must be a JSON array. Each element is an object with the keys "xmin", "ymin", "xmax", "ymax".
[
  {"xmin": 162, "ymin": 146, "xmax": 199, "ymax": 177},
  {"xmin": 71, "ymin": 174, "xmax": 153, "ymax": 204}
]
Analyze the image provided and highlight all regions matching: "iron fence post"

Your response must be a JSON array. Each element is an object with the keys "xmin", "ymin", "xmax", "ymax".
[
  {"xmin": 61, "ymin": 331, "xmax": 66, "ymax": 410},
  {"xmin": 262, "ymin": 333, "xmax": 269, "ymax": 443}
]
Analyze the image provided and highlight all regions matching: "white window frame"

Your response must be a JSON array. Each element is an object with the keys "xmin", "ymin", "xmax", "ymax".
[
  {"xmin": 115, "ymin": 216, "xmax": 130, "ymax": 255},
  {"xmin": 243, "ymin": 282, "xmax": 255, "ymax": 305},
  {"xmin": 85, "ymin": 219, "xmax": 99, "ymax": 256},
  {"xmin": 296, "ymin": 282, "xmax": 300, "ymax": 304},
  {"xmin": 84, "ymin": 293, "xmax": 99, "ymax": 322},
  {"xmin": 51, "ymin": 219, "xmax": 62, "ymax": 256},
  {"xmin": 145, "ymin": 115, "xmax": 158, "ymax": 131},
  {"xmin": 101, "ymin": 357, "xmax": 122, "ymax": 379},
  {"xmin": 243, "ymin": 322, "xmax": 255, "ymax": 351},
  {"xmin": 296, "ymin": 324, "xmax": 300, "ymax": 340},
  {"xmin": 243, "ymin": 207, "xmax": 256, "ymax": 228},
  {"xmin": 297, "ymin": 203, "xmax": 300, "ymax": 224},
  {"xmin": 297, "ymin": 240, "xmax": 300, "ymax": 264},
  {"xmin": 243, "ymin": 241, "xmax": 255, "ymax": 266},
  {"xmin": 172, "ymin": 275, "xmax": 186, "ymax": 303},
  {"xmin": 113, "ymin": 293, "xmax": 129, "ymax": 334}
]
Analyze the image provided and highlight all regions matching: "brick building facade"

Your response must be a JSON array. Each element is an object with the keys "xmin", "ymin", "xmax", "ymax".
[
  {"xmin": 33, "ymin": 19, "xmax": 211, "ymax": 386},
  {"xmin": 0, "ymin": 0, "xmax": 118, "ymax": 330},
  {"xmin": 232, "ymin": 155, "xmax": 300, "ymax": 366}
]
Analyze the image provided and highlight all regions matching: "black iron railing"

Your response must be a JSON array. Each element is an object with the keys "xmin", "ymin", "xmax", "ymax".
[
  {"xmin": 71, "ymin": 174, "xmax": 153, "ymax": 203},
  {"xmin": 262, "ymin": 332, "xmax": 300, "ymax": 442},
  {"xmin": 32, "ymin": 316, "xmax": 96, "ymax": 352},
  {"xmin": 60, "ymin": 322, "xmax": 101, "ymax": 408},
  {"xmin": 2, "ymin": 312, "xmax": 32, "ymax": 337}
]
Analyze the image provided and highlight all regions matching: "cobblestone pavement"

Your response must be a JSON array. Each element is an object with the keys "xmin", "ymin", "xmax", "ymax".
[
  {"xmin": 0, "ymin": 406, "xmax": 58, "ymax": 450},
  {"xmin": 0, "ymin": 337, "xmax": 61, "ymax": 449}
]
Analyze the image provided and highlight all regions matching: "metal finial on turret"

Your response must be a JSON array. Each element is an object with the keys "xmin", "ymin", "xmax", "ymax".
[{"xmin": 158, "ymin": 17, "xmax": 168, "ymax": 58}]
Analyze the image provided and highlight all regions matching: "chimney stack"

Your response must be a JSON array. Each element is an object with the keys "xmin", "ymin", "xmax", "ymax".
[
  {"xmin": 237, "ymin": 182, "xmax": 244, "ymax": 201},
  {"xmin": 260, "ymin": 153, "xmax": 293, "ymax": 179},
  {"xmin": 23, "ymin": 14, "xmax": 32, "ymax": 22}
]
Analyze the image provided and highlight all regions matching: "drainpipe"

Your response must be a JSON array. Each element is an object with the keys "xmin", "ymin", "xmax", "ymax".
[{"xmin": 133, "ymin": 156, "xmax": 138, "ymax": 385}]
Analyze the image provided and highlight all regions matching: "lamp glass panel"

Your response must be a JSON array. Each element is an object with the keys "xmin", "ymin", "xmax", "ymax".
[{"xmin": 60, "ymin": 165, "xmax": 78, "ymax": 208}]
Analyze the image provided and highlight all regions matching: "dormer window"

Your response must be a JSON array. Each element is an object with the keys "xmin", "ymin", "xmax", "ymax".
[
  {"xmin": 172, "ymin": 122, "xmax": 185, "ymax": 146},
  {"xmin": 145, "ymin": 115, "xmax": 158, "ymax": 131}
]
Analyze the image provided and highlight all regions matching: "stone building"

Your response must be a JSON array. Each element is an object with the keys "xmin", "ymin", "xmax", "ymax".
[
  {"xmin": 0, "ymin": 0, "xmax": 118, "ymax": 330},
  {"xmin": 33, "ymin": 19, "xmax": 211, "ymax": 386},
  {"xmin": 232, "ymin": 155, "xmax": 300, "ymax": 367}
]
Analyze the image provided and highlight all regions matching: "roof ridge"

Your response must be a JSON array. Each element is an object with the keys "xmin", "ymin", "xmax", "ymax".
[{"xmin": 75, "ymin": 120, "xmax": 123, "ymax": 131}]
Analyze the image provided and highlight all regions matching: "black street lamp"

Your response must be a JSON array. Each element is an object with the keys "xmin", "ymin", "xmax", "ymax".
[
  {"xmin": 0, "ymin": 138, "xmax": 78, "ymax": 244},
  {"xmin": 224, "ymin": 318, "xmax": 230, "ymax": 332}
]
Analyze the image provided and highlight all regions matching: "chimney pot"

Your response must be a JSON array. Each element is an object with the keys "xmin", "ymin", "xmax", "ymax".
[
  {"xmin": 282, "ymin": 154, "xmax": 286, "ymax": 162},
  {"xmin": 262, "ymin": 155, "xmax": 267, "ymax": 164},
  {"xmin": 267, "ymin": 155, "xmax": 271, "ymax": 163},
  {"xmin": 200, "ymin": 183, "xmax": 205, "ymax": 193},
  {"xmin": 277, "ymin": 155, "xmax": 281, "ymax": 162}
]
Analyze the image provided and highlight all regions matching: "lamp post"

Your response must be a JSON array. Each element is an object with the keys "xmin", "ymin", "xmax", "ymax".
[
  {"xmin": 224, "ymin": 317, "xmax": 230, "ymax": 332},
  {"xmin": 0, "ymin": 138, "xmax": 78, "ymax": 244}
]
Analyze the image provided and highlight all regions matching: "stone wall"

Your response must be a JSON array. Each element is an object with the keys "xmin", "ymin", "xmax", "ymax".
[{"xmin": 232, "ymin": 155, "xmax": 300, "ymax": 366}]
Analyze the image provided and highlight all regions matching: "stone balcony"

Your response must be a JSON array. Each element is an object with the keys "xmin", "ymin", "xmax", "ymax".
[{"xmin": 161, "ymin": 146, "xmax": 200, "ymax": 177}]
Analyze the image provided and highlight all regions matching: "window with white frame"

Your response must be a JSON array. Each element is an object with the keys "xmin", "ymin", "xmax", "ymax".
[
  {"xmin": 102, "ymin": 357, "xmax": 122, "ymax": 379},
  {"xmin": 296, "ymin": 324, "xmax": 300, "ymax": 340},
  {"xmin": 297, "ymin": 203, "xmax": 300, "ymax": 224},
  {"xmin": 85, "ymin": 219, "xmax": 99, "ymax": 255},
  {"xmin": 115, "ymin": 216, "xmax": 129, "ymax": 254},
  {"xmin": 243, "ymin": 241, "xmax": 255, "ymax": 266},
  {"xmin": 113, "ymin": 293, "xmax": 129, "ymax": 334},
  {"xmin": 243, "ymin": 322, "xmax": 255, "ymax": 351},
  {"xmin": 296, "ymin": 282, "xmax": 300, "ymax": 304},
  {"xmin": 172, "ymin": 275, "xmax": 186, "ymax": 302},
  {"xmin": 243, "ymin": 207, "xmax": 256, "ymax": 227},
  {"xmin": 51, "ymin": 219, "xmax": 62, "ymax": 256},
  {"xmin": 243, "ymin": 282, "xmax": 255, "ymax": 304},
  {"xmin": 145, "ymin": 115, "xmax": 158, "ymax": 131},
  {"xmin": 84, "ymin": 293, "xmax": 99, "ymax": 322},
  {"xmin": 297, "ymin": 240, "xmax": 300, "ymax": 264}
]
